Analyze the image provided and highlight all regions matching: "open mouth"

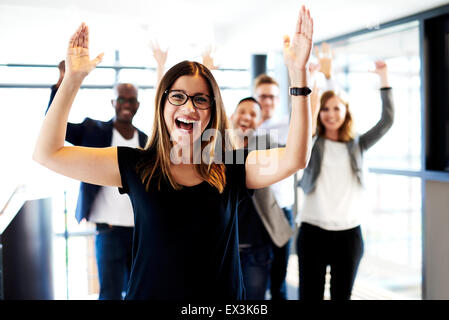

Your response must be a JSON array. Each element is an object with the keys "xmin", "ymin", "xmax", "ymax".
[
  {"xmin": 238, "ymin": 122, "xmax": 253, "ymax": 132},
  {"xmin": 175, "ymin": 117, "xmax": 198, "ymax": 132},
  {"xmin": 120, "ymin": 109, "xmax": 133, "ymax": 116}
]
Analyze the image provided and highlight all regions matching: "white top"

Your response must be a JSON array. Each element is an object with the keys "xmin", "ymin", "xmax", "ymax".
[
  {"xmin": 269, "ymin": 175, "xmax": 295, "ymax": 209},
  {"xmin": 89, "ymin": 128, "xmax": 140, "ymax": 227},
  {"xmin": 257, "ymin": 116, "xmax": 290, "ymax": 147},
  {"xmin": 298, "ymin": 139, "xmax": 365, "ymax": 231},
  {"xmin": 257, "ymin": 117, "xmax": 294, "ymax": 209}
]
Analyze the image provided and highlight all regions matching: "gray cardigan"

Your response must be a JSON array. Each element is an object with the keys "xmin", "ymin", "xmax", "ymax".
[
  {"xmin": 298, "ymin": 88, "xmax": 394, "ymax": 194},
  {"xmin": 247, "ymin": 134, "xmax": 294, "ymax": 247}
]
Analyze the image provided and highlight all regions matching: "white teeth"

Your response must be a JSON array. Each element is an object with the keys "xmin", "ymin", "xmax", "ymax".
[{"xmin": 177, "ymin": 117, "xmax": 197, "ymax": 124}]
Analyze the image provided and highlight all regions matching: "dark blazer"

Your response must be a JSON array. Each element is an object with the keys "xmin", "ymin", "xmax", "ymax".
[
  {"xmin": 247, "ymin": 134, "xmax": 294, "ymax": 247},
  {"xmin": 65, "ymin": 118, "xmax": 148, "ymax": 223},
  {"xmin": 46, "ymin": 89, "xmax": 148, "ymax": 222}
]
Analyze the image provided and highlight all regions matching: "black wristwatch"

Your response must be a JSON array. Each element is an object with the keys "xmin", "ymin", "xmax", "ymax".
[{"xmin": 289, "ymin": 87, "xmax": 312, "ymax": 96}]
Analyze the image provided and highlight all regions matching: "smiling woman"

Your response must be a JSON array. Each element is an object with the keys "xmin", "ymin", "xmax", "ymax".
[
  {"xmin": 32, "ymin": 4, "xmax": 313, "ymax": 300},
  {"xmin": 296, "ymin": 59, "xmax": 394, "ymax": 300},
  {"xmin": 163, "ymin": 75, "xmax": 213, "ymax": 150}
]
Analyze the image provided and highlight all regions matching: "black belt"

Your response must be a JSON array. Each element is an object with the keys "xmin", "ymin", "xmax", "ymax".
[{"xmin": 95, "ymin": 223, "xmax": 133, "ymax": 231}]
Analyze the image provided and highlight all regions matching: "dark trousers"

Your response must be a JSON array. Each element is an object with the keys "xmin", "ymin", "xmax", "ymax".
[
  {"xmin": 269, "ymin": 207, "xmax": 293, "ymax": 300},
  {"xmin": 95, "ymin": 224, "xmax": 134, "ymax": 300},
  {"xmin": 296, "ymin": 222, "xmax": 364, "ymax": 300},
  {"xmin": 240, "ymin": 244, "xmax": 274, "ymax": 300}
]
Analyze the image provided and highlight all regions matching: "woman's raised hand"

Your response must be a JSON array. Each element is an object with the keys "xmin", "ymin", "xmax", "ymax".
[
  {"xmin": 372, "ymin": 60, "xmax": 390, "ymax": 88},
  {"xmin": 66, "ymin": 23, "xmax": 104, "ymax": 80},
  {"xmin": 283, "ymin": 5, "xmax": 313, "ymax": 76},
  {"xmin": 373, "ymin": 60, "xmax": 388, "ymax": 76}
]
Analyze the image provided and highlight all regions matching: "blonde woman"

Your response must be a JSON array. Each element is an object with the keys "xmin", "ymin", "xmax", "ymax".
[{"xmin": 297, "ymin": 61, "xmax": 394, "ymax": 300}]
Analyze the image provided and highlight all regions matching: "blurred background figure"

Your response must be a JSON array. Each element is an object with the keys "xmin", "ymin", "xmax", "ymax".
[{"xmin": 296, "ymin": 59, "xmax": 394, "ymax": 300}]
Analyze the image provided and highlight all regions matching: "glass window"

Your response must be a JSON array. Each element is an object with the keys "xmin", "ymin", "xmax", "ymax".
[
  {"xmin": 304, "ymin": 21, "xmax": 423, "ymax": 300},
  {"xmin": 357, "ymin": 173, "xmax": 422, "ymax": 299},
  {"xmin": 0, "ymin": 62, "xmax": 250, "ymax": 299},
  {"xmin": 221, "ymin": 88, "xmax": 252, "ymax": 117},
  {"xmin": 331, "ymin": 21, "xmax": 421, "ymax": 171},
  {"xmin": 117, "ymin": 68, "xmax": 157, "ymax": 88}
]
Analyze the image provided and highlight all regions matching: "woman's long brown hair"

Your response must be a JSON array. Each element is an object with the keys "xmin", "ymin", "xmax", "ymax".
[
  {"xmin": 316, "ymin": 90, "xmax": 354, "ymax": 142},
  {"xmin": 137, "ymin": 61, "xmax": 231, "ymax": 193}
]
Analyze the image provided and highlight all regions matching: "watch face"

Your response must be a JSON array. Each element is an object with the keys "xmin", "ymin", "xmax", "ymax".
[{"xmin": 290, "ymin": 87, "xmax": 311, "ymax": 96}]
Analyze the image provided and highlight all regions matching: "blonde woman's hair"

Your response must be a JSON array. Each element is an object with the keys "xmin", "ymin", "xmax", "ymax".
[
  {"xmin": 317, "ymin": 90, "xmax": 354, "ymax": 142},
  {"xmin": 137, "ymin": 61, "xmax": 231, "ymax": 193}
]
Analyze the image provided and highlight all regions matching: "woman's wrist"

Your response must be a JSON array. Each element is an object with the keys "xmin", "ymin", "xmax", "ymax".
[
  {"xmin": 60, "ymin": 75, "xmax": 84, "ymax": 93},
  {"xmin": 379, "ymin": 75, "xmax": 390, "ymax": 88},
  {"xmin": 288, "ymin": 67, "xmax": 307, "ymax": 87}
]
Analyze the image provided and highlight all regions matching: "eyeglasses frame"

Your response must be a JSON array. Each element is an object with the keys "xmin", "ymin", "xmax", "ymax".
[{"xmin": 164, "ymin": 89, "xmax": 214, "ymax": 110}]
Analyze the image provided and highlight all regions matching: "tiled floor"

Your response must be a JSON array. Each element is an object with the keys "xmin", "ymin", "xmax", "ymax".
[
  {"xmin": 284, "ymin": 253, "xmax": 421, "ymax": 300},
  {"xmin": 81, "ymin": 253, "xmax": 421, "ymax": 300}
]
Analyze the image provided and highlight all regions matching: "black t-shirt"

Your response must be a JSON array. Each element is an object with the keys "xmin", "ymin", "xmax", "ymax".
[
  {"xmin": 238, "ymin": 197, "xmax": 271, "ymax": 246},
  {"xmin": 117, "ymin": 146, "xmax": 252, "ymax": 300},
  {"xmin": 238, "ymin": 134, "xmax": 273, "ymax": 247}
]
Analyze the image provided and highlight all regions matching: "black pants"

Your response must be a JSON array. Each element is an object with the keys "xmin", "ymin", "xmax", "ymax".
[
  {"xmin": 296, "ymin": 222, "xmax": 364, "ymax": 300},
  {"xmin": 269, "ymin": 207, "xmax": 293, "ymax": 300},
  {"xmin": 240, "ymin": 244, "xmax": 274, "ymax": 300},
  {"xmin": 95, "ymin": 223, "xmax": 133, "ymax": 300}
]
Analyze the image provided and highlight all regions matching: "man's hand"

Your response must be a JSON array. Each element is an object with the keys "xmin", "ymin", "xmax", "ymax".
[
  {"xmin": 202, "ymin": 45, "xmax": 219, "ymax": 70},
  {"xmin": 56, "ymin": 60, "xmax": 65, "ymax": 88},
  {"xmin": 149, "ymin": 40, "xmax": 168, "ymax": 68}
]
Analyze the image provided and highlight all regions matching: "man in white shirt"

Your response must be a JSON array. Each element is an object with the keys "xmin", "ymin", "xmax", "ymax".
[{"xmin": 47, "ymin": 82, "xmax": 148, "ymax": 299}]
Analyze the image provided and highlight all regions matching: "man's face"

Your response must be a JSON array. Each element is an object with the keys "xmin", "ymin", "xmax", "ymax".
[
  {"xmin": 231, "ymin": 100, "xmax": 260, "ymax": 135},
  {"xmin": 112, "ymin": 84, "xmax": 140, "ymax": 124},
  {"xmin": 255, "ymin": 83, "xmax": 280, "ymax": 122}
]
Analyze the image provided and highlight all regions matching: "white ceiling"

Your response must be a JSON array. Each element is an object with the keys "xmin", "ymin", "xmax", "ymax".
[{"xmin": 0, "ymin": 0, "xmax": 448, "ymax": 66}]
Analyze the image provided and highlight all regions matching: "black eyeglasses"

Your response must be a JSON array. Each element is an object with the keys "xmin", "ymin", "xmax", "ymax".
[
  {"xmin": 165, "ymin": 90, "xmax": 213, "ymax": 110},
  {"xmin": 115, "ymin": 97, "xmax": 139, "ymax": 105},
  {"xmin": 257, "ymin": 94, "xmax": 279, "ymax": 101}
]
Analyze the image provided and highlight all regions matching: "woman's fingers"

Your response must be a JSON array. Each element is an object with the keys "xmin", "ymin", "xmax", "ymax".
[
  {"xmin": 307, "ymin": 10, "xmax": 313, "ymax": 39},
  {"xmin": 84, "ymin": 25, "xmax": 89, "ymax": 49},
  {"xmin": 68, "ymin": 23, "xmax": 88, "ymax": 49},
  {"xmin": 76, "ymin": 26, "xmax": 81, "ymax": 48},
  {"xmin": 302, "ymin": 8, "xmax": 312, "ymax": 39},
  {"xmin": 92, "ymin": 53, "xmax": 104, "ymax": 67},
  {"xmin": 69, "ymin": 24, "xmax": 82, "ymax": 49},
  {"xmin": 375, "ymin": 60, "xmax": 387, "ymax": 69},
  {"xmin": 301, "ymin": 7, "xmax": 307, "ymax": 36},
  {"xmin": 69, "ymin": 32, "xmax": 77, "ymax": 49},
  {"xmin": 295, "ymin": 6, "xmax": 313, "ymax": 38},
  {"xmin": 295, "ymin": 6, "xmax": 303, "ymax": 34}
]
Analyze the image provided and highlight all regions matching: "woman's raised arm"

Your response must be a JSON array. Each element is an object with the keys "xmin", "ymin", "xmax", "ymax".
[
  {"xmin": 33, "ymin": 23, "xmax": 122, "ymax": 187},
  {"xmin": 245, "ymin": 5, "xmax": 313, "ymax": 189}
]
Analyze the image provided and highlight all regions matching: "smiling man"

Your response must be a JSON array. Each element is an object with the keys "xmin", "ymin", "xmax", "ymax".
[
  {"xmin": 46, "ymin": 82, "xmax": 148, "ymax": 300},
  {"xmin": 230, "ymin": 97, "xmax": 294, "ymax": 300}
]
